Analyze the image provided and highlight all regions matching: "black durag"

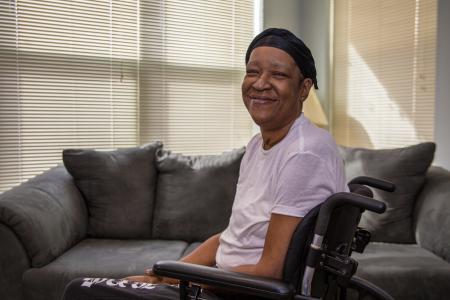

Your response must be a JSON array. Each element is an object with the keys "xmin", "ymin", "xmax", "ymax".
[{"xmin": 245, "ymin": 28, "xmax": 318, "ymax": 89}]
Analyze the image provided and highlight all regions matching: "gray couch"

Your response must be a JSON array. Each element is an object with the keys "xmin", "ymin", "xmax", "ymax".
[
  {"xmin": 0, "ymin": 142, "xmax": 449, "ymax": 300},
  {"xmin": 352, "ymin": 166, "xmax": 450, "ymax": 300}
]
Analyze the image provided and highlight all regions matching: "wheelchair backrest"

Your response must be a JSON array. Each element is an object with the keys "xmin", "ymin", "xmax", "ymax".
[{"xmin": 283, "ymin": 204, "xmax": 320, "ymax": 285}]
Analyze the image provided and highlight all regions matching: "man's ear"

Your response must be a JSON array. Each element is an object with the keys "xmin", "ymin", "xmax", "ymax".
[{"xmin": 299, "ymin": 78, "xmax": 313, "ymax": 102}]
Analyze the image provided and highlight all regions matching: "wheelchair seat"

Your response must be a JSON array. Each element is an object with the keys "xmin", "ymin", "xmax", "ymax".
[{"xmin": 153, "ymin": 177, "xmax": 395, "ymax": 300}]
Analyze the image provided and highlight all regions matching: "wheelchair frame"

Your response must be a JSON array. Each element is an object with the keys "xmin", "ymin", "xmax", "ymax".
[{"xmin": 153, "ymin": 177, "xmax": 396, "ymax": 300}]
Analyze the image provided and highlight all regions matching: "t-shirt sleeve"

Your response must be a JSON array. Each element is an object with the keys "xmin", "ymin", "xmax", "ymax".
[{"xmin": 271, "ymin": 152, "xmax": 336, "ymax": 218}]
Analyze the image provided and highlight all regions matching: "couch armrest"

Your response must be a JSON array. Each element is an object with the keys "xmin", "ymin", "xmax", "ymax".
[
  {"xmin": 414, "ymin": 166, "xmax": 450, "ymax": 262},
  {"xmin": 0, "ymin": 166, "xmax": 88, "ymax": 267},
  {"xmin": 153, "ymin": 261, "xmax": 294, "ymax": 299},
  {"xmin": 0, "ymin": 224, "xmax": 30, "ymax": 300}
]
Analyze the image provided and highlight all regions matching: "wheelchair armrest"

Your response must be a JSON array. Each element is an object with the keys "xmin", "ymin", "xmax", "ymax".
[{"xmin": 153, "ymin": 260, "xmax": 294, "ymax": 299}]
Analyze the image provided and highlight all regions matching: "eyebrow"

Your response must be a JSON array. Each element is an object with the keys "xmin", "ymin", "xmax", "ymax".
[
  {"xmin": 247, "ymin": 61, "xmax": 290, "ymax": 69},
  {"xmin": 269, "ymin": 62, "xmax": 289, "ymax": 69}
]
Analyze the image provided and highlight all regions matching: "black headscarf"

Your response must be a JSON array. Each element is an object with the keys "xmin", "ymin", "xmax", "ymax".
[{"xmin": 245, "ymin": 28, "xmax": 318, "ymax": 89}]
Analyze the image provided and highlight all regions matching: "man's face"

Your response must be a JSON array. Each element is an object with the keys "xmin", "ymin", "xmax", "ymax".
[{"xmin": 242, "ymin": 46, "xmax": 309, "ymax": 131}]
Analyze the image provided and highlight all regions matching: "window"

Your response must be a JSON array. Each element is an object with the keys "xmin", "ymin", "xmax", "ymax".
[
  {"xmin": 332, "ymin": 0, "xmax": 437, "ymax": 149},
  {"xmin": 139, "ymin": 0, "xmax": 257, "ymax": 154},
  {"xmin": 0, "ymin": 0, "xmax": 260, "ymax": 192},
  {"xmin": 0, "ymin": 0, "xmax": 139, "ymax": 192}
]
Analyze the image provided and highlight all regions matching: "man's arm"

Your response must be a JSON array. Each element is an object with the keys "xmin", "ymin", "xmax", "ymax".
[
  {"xmin": 230, "ymin": 213, "xmax": 302, "ymax": 279},
  {"xmin": 135, "ymin": 214, "xmax": 299, "ymax": 283},
  {"xmin": 129, "ymin": 214, "xmax": 299, "ymax": 282},
  {"xmin": 126, "ymin": 233, "xmax": 221, "ymax": 284},
  {"xmin": 180, "ymin": 232, "xmax": 221, "ymax": 266}
]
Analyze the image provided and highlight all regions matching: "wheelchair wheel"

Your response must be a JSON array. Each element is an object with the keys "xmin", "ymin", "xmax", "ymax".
[{"xmin": 343, "ymin": 276, "xmax": 394, "ymax": 300}]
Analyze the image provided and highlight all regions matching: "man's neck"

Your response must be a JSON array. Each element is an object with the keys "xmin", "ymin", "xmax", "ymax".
[{"xmin": 260, "ymin": 115, "xmax": 299, "ymax": 150}]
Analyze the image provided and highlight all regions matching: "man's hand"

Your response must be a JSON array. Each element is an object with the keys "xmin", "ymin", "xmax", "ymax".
[
  {"xmin": 125, "ymin": 269, "xmax": 179, "ymax": 285},
  {"xmin": 125, "ymin": 233, "xmax": 221, "ymax": 285},
  {"xmin": 125, "ymin": 275, "xmax": 162, "ymax": 284}
]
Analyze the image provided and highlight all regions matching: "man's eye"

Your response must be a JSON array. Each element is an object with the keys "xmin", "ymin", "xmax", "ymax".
[
  {"xmin": 273, "ymin": 72, "xmax": 287, "ymax": 78},
  {"xmin": 246, "ymin": 69, "xmax": 258, "ymax": 75}
]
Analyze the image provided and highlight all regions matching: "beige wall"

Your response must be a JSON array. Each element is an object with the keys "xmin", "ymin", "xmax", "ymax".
[
  {"xmin": 263, "ymin": 0, "xmax": 332, "ymax": 125},
  {"xmin": 264, "ymin": 0, "xmax": 450, "ymax": 169},
  {"xmin": 434, "ymin": 0, "xmax": 450, "ymax": 169}
]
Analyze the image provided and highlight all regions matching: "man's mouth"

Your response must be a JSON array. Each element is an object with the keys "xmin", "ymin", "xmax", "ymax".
[{"xmin": 248, "ymin": 96, "xmax": 277, "ymax": 105}]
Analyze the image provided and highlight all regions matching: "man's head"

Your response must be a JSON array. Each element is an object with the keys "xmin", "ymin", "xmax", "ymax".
[
  {"xmin": 245, "ymin": 28, "xmax": 318, "ymax": 89},
  {"xmin": 242, "ymin": 28, "xmax": 317, "ymax": 130}
]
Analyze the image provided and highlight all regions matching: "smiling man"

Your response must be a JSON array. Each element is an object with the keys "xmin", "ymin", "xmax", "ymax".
[
  {"xmin": 62, "ymin": 28, "xmax": 347, "ymax": 300},
  {"xmin": 214, "ymin": 29, "xmax": 347, "ymax": 280}
]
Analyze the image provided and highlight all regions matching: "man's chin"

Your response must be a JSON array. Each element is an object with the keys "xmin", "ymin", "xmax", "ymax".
[
  {"xmin": 250, "ymin": 116, "xmax": 273, "ymax": 130},
  {"xmin": 250, "ymin": 114, "xmax": 300, "ymax": 132},
  {"xmin": 248, "ymin": 109, "xmax": 274, "ymax": 122}
]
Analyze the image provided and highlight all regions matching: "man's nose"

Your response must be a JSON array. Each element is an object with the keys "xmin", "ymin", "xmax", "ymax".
[{"xmin": 252, "ymin": 74, "xmax": 271, "ymax": 90}]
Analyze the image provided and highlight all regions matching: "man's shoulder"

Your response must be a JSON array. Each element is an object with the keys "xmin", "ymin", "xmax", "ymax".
[{"xmin": 288, "ymin": 119, "xmax": 338, "ymax": 159}]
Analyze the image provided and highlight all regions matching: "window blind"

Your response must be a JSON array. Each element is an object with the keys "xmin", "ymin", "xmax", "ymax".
[
  {"xmin": 0, "ymin": 0, "xmax": 259, "ymax": 193},
  {"xmin": 0, "ymin": 0, "xmax": 139, "ymax": 192},
  {"xmin": 139, "ymin": 0, "xmax": 257, "ymax": 155},
  {"xmin": 332, "ymin": 0, "xmax": 437, "ymax": 149}
]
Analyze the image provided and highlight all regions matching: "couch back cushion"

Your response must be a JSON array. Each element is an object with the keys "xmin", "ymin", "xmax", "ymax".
[
  {"xmin": 338, "ymin": 142, "xmax": 435, "ymax": 243},
  {"xmin": 63, "ymin": 142, "xmax": 162, "ymax": 238},
  {"xmin": 152, "ymin": 148, "xmax": 245, "ymax": 242},
  {"xmin": 414, "ymin": 166, "xmax": 450, "ymax": 262},
  {"xmin": 0, "ymin": 166, "xmax": 87, "ymax": 267}
]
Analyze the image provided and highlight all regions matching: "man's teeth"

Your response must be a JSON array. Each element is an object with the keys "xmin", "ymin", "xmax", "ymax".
[{"xmin": 251, "ymin": 98, "xmax": 275, "ymax": 103}]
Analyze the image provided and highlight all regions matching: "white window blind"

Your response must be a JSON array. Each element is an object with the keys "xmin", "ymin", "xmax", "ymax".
[
  {"xmin": 332, "ymin": 0, "xmax": 437, "ymax": 149},
  {"xmin": 139, "ymin": 0, "xmax": 257, "ymax": 155},
  {"xmin": 0, "ymin": 0, "xmax": 139, "ymax": 192},
  {"xmin": 0, "ymin": 0, "xmax": 259, "ymax": 193}
]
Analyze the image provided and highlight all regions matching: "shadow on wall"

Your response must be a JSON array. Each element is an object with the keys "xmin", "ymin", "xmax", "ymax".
[{"xmin": 341, "ymin": 115, "xmax": 374, "ymax": 149}]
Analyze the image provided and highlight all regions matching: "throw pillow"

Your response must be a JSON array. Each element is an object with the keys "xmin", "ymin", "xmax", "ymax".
[
  {"xmin": 63, "ymin": 142, "xmax": 162, "ymax": 238},
  {"xmin": 152, "ymin": 148, "xmax": 245, "ymax": 242},
  {"xmin": 338, "ymin": 142, "xmax": 435, "ymax": 243}
]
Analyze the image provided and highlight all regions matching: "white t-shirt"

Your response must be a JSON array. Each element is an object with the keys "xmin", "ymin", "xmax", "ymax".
[{"xmin": 215, "ymin": 114, "xmax": 347, "ymax": 270}]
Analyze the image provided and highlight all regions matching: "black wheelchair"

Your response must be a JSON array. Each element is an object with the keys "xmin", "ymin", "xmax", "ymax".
[{"xmin": 153, "ymin": 176, "xmax": 396, "ymax": 300}]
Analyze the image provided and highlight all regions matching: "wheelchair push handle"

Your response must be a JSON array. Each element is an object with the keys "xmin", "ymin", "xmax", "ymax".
[
  {"xmin": 314, "ymin": 192, "xmax": 386, "ymax": 237},
  {"xmin": 349, "ymin": 176, "xmax": 395, "ymax": 192}
]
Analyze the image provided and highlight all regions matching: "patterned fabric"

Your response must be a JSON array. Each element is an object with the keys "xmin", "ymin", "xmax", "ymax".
[{"xmin": 62, "ymin": 278, "xmax": 223, "ymax": 300}]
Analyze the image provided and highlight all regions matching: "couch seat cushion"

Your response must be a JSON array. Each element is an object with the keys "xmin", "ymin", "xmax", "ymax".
[
  {"xmin": 22, "ymin": 239, "xmax": 195, "ymax": 300},
  {"xmin": 352, "ymin": 243, "xmax": 450, "ymax": 300}
]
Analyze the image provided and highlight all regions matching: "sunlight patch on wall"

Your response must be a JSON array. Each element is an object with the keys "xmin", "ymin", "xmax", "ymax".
[{"xmin": 347, "ymin": 45, "xmax": 419, "ymax": 149}]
